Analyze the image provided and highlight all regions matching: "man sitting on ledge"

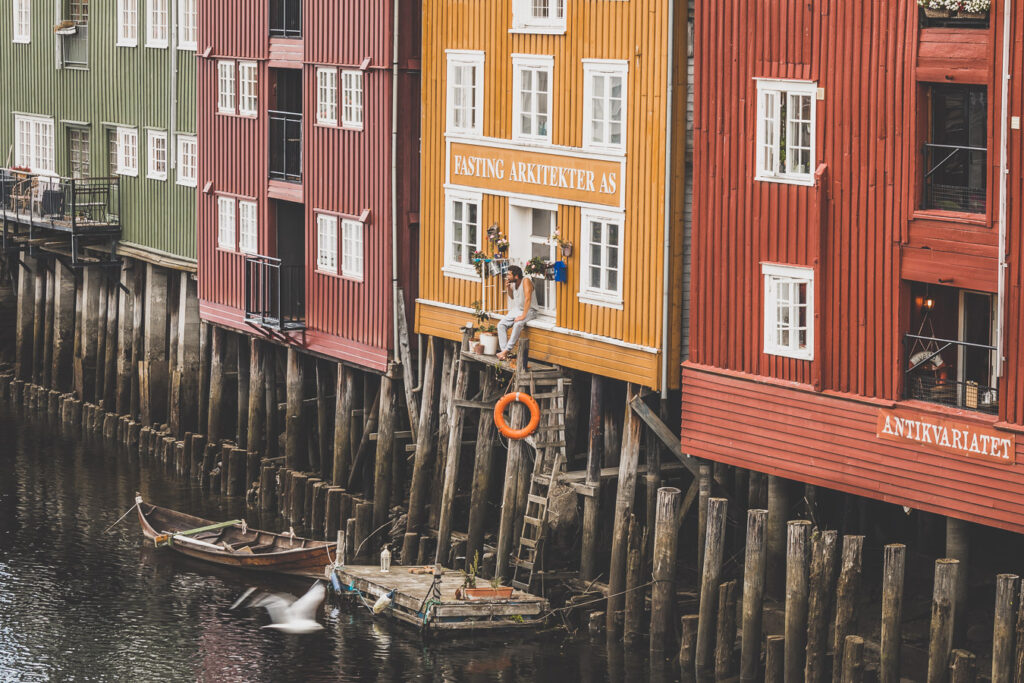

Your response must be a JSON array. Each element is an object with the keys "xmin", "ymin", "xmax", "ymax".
[{"xmin": 497, "ymin": 266, "xmax": 536, "ymax": 361}]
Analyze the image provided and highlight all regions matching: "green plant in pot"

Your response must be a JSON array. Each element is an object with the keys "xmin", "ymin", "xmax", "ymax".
[{"xmin": 471, "ymin": 300, "xmax": 499, "ymax": 355}]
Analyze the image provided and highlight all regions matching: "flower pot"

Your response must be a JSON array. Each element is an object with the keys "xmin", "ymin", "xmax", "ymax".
[
  {"xmin": 922, "ymin": 7, "xmax": 950, "ymax": 18},
  {"xmin": 480, "ymin": 332, "xmax": 498, "ymax": 355},
  {"xmin": 472, "ymin": 342, "xmax": 485, "ymax": 355},
  {"xmin": 957, "ymin": 10, "xmax": 987, "ymax": 19},
  {"xmin": 560, "ymin": 244, "xmax": 573, "ymax": 258},
  {"xmin": 456, "ymin": 586, "xmax": 515, "ymax": 601}
]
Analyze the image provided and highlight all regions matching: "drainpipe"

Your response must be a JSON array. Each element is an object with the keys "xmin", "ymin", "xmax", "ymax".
[
  {"xmin": 391, "ymin": 0, "xmax": 401, "ymax": 362},
  {"xmin": 170, "ymin": 0, "xmax": 178, "ymax": 172},
  {"xmin": 996, "ymin": 0, "xmax": 1011, "ymax": 381},
  {"xmin": 660, "ymin": 0, "xmax": 676, "ymax": 399}
]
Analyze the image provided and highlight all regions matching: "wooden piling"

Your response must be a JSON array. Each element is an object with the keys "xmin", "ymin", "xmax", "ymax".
[
  {"xmin": 429, "ymin": 342, "xmax": 456, "ymax": 531},
  {"xmin": 227, "ymin": 448, "xmax": 246, "ymax": 496},
  {"xmin": 14, "ymin": 256, "xmax": 36, "ymax": 381},
  {"xmin": 315, "ymin": 361, "xmax": 333, "ymax": 480},
  {"xmin": 695, "ymin": 497, "xmax": 728, "ymax": 680},
  {"xmin": 949, "ymin": 650, "xmax": 977, "ymax": 683},
  {"xmin": 290, "ymin": 472, "xmax": 309, "ymax": 527},
  {"xmin": 312, "ymin": 482, "xmax": 328, "ymax": 539},
  {"xmin": 259, "ymin": 463, "xmax": 277, "ymax": 512},
  {"xmin": 785, "ymin": 520, "xmax": 812, "ymax": 682},
  {"xmin": 207, "ymin": 326, "xmax": 225, "ymax": 442},
  {"xmin": 992, "ymin": 574, "xmax": 1019, "ymax": 683},
  {"xmin": 285, "ymin": 348, "xmax": 308, "ymax": 471},
  {"xmin": 326, "ymin": 487, "xmax": 343, "ymax": 542},
  {"xmin": 806, "ymin": 529, "xmax": 839, "ymax": 683},
  {"xmin": 714, "ymin": 580, "xmax": 738, "ymax": 680},
  {"xmin": 1014, "ymin": 583, "xmax": 1024, "ymax": 681},
  {"xmin": 406, "ymin": 338, "xmax": 439, "ymax": 539},
  {"xmin": 580, "ymin": 374, "xmax": 604, "ymax": 581},
  {"xmin": 881, "ymin": 544, "xmax": 907, "ymax": 683},
  {"xmin": 466, "ymin": 371, "xmax": 498, "ymax": 569},
  {"xmin": 841, "ymin": 635, "xmax": 864, "ymax": 683},
  {"xmin": 373, "ymin": 373, "xmax": 397, "ymax": 534},
  {"xmin": 946, "ymin": 518, "xmax": 970, "ymax": 645},
  {"xmin": 333, "ymin": 362, "xmax": 356, "ymax": 486},
  {"xmin": 832, "ymin": 535, "xmax": 865, "ymax": 683},
  {"xmin": 927, "ymin": 558, "xmax": 960, "ymax": 683},
  {"xmin": 624, "ymin": 515, "xmax": 643, "ymax": 645},
  {"xmin": 235, "ymin": 335, "xmax": 249, "ymax": 448},
  {"xmin": 435, "ymin": 345, "xmax": 470, "ymax": 566},
  {"xmin": 651, "ymin": 486, "xmax": 682, "ymax": 656},
  {"xmin": 765, "ymin": 635, "xmax": 785, "ymax": 683},
  {"xmin": 766, "ymin": 475, "xmax": 789, "ymax": 600},
  {"xmin": 740, "ymin": 508, "xmax": 768, "ymax": 683},
  {"xmin": 354, "ymin": 501, "xmax": 373, "ymax": 562},
  {"xmin": 141, "ymin": 264, "xmax": 169, "ymax": 425},
  {"xmin": 92, "ymin": 276, "xmax": 107, "ymax": 403},
  {"xmin": 697, "ymin": 462, "xmax": 711, "ymax": 575}
]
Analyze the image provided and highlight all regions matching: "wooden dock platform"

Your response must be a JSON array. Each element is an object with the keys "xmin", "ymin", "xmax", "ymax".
[{"xmin": 329, "ymin": 564, "xmax": 549, "ymax": 632}]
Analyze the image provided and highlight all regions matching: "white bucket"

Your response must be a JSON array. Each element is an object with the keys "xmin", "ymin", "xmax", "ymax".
[{"xmin": 480, "ymin": 333, "xmax": 499, "ymax": 355}]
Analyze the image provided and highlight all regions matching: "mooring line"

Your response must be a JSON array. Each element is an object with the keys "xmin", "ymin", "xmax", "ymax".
[{"xmin": 103, "ymin": 501, "xmax": 139, "ymax": 534}]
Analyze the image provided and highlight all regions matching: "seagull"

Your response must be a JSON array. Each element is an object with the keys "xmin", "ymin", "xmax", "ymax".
[{"xmin": 248, "ymin": 582, "xmax": 327, "ymax": 634}]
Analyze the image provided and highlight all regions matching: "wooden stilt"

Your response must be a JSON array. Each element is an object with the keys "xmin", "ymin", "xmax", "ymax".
[
  {"xmin": 247, "ymin": 339, "xmax": 265, "ymax": 455},
  {"xmin": 228, "ymin": 448, "xmax": 246, "ymax": 496},
  {"xmin": 92, "ymin": 274, "xmax": 108, "ymax": 397},
  {"xmin": 695, "ymin": 497, "xmax": 728, "ymax": 679},
  {"xmin": 678, "ymin": 613, "xmax": 699, "ymax": 676},
  {"xmin": 53, "ymin": 260, "xmax": 77, "ymax": 394},
  {"xmin": 325, "ymin": 487, "xmax": 342, "ymax": 542},
  {"xmin": 927, "ymin": 558, "xmax": 960, "ymax": 683},
  {"xmin": 141, "ymin": 264, "xmax": 168, "ymax": 425},
  {"xmin": 714, "ymin": 580, "xmax": 738, "ymax": 680},
  {"xmin": 347, "ymin": 385, "xmax": 381, "ymax": 490},
  {"xmin": 881, "ymin": 544, "xmax": 907, "ymax": 683},
  {"xmin": 197, "ymin": 322, "xmax": 210, "ymax": 434},
  {"xmin": 806, "ymin": 529, "xmax": 839, "ymax": 683},
  {"xmin": 466, "ymin": 371, "xmax": 498, "ymax": 568},
  {"xmin": 316, "ymin": 360, "xmax": 333, "ymax": 479},
  {"xmin": 841, "ymin": 635, "xmax": 865, "ymax": 683},
  {"xmin": 650, "ymin": 486, "xmax": 682, "ymax": 655},
  {"xmin": 32, "ymin": 260, "xmax": 46, "ymax": 384},
  {"xmin": 289, "ymin": 472, "xmax": 309, "ymax": 528},
  {"xmin": 740, "ymin": 508, "xmax": 768, "ymax": 683},
  {"xmin": 946, "ymin": 517, "xmax": 970, "ymax": 646},
  {"xmin": 606, "ymin": 384, "xmax": 644, "ymax": 638},
  {"xmin": 748, "ymin": 471, "xmax": 767, "ymax": 509},
  {"xmin": 580, "ymin": 374, "xmax": 604, "ymax": 581},
  {"xmin": 1014, "ymin": 583, "xmax": 1024, "ymax": 681},
  {"xmin": 129, "ymin": 266, "xmax": 144, "ymax": 419},
  {"xmin": 236, "ymin": 334, "xmax": 250, "ymax": 448},
  {"xmin": 372, "ymin": 373, "xmax": 397, "ymax": 535},
  {"xmin": 354, "ymin": 501, "xmax": 373, "ymax": 562},
  {"xmin": 698, "ymin": 462, "xmax": 711, "ymax": 575},
  {"xmin": 833, "ymin": 535, "xmax": 865, "ymax": 683},
  {"xmin": 174, "ymin": 273, "xmax": 200, "ymax": 435},
  {"xmin": 624, "ymin": 515, "xmax": 643, "ymax": 645},
  {"xmin": 102, "ymin": 278, "xmax": 118, "ymax": 408},
  {"xmin": 42, "ymin": 265, "xmax": 54, "ymax": 389},
  {"xmin": 259, "ymin": 462, "xmax": 277, "ymax": 512},
  {"xmin": 765, "ymin": 635, "xmax": 785, "ymax": 683},
  {"xmin": 785, "ymin": 520, "xmax": 812, "ymax": 682},
  {"xmin": 429, "ymin": 342, "xmax": 456, "ymax": 530},
  {"xmin": 992, "ymin": 574, "xmax": 1019, "ymax": 683},
  {"xmin": 333, "ymin": 363, "xmax": 355, "ymax": 486},
  {"xmin": 949, "ymin": 650, "xmax": 977, "ymax": 683},
  {"xmin": 264, "ymin": 346, "xmax": 278, "ymax": 458},
  {"xmin": 435, "ymin": 343, "xmax": 471, "ymax": 566},
  {"xmin": 285, "ymin": 347, "xmax": 307, "ymax": 471},
  {"xmin": 311, "ymin": 482, "xmax": 328, "ymax": 539},
  {"xmin": 407, "ymin": 337, "xmax": 439, "ymax": 537},
  {"xmin": 766, "ymin": 475, "xmax": 789, "ymax": 600},
  {"xmin": 207, "ymin": 326, "xmax": 225, "ymax": 443}
]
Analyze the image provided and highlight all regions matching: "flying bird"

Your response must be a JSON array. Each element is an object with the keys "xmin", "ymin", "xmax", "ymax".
[{"xmin": 244, "ymin": 582, "xmax": 327, "ymax": 634}]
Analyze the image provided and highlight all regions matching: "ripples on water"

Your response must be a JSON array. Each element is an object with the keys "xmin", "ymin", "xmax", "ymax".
[{"xmin": 0, "ymin": 401, "xmax": 656, "ymax": 682}]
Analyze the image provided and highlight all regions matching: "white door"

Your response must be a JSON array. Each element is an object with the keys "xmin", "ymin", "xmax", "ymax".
[{"xmin": 508, "ymin": 203, "xmax": 556, "ymax": 320}]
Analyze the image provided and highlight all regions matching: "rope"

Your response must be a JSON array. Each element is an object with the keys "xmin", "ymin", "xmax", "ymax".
[
  {"xmin": 103, "ymin": 501, "xmax": 139, "ymax": 534},
  {"xmin": 535, "ymin": 579, "xmax": 665, "ymax": 621}
]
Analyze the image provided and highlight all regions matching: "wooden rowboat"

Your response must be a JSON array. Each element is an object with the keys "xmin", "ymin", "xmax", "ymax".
[{"xmin": 136, "ymin": 498, "xmax": 331, "ymax": 578}]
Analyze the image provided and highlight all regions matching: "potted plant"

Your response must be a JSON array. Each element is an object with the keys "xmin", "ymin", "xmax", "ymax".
[
  {"xmin": 524, "ymin": 256, "xmax": 549, "ymax": 277},
  {"xmin": 471, "ymin": 249, "xmax": 489, "ymax": 277},
  {"xmin": 918, "ymin": 0, "xmax": 990, "ymax": 19},
  {"xmin": 493, "ymin": 237, "xmax": 509, "ymax": 254},
  {"xmin": 957, "ymin": 0, "xmax": 991, "ymax": 18},
  {"xmin": 455, "ymin": 553, "xmax": 515, "ymax": 601},
  {"xmin": 919, "ymin": 0, "xmax": 950, "ymax": 18},
  {"xmin": 551, "ymin": 229, "xmax": 573, "ymax": 258},
  {"xmin": 471, "ymin": 301, "xmax": 499, "ymax": 355}
]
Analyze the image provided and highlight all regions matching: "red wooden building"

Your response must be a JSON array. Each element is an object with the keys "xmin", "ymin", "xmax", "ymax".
[
  {"xmin": 683, "ymin": 1, "xmax": 1024, "ymax": 533},
  {"xmin": 196, "ymin": 0, "xmax": 421, "ymax": 371}
]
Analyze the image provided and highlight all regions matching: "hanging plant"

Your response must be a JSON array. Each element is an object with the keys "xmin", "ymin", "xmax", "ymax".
[
  {"xmin": 550, "ymin": 229, "xmax": 573, "ymax": 258},
  {"xmin": 493, "ymin": 237, "xmax": 509, "ymax": 253},
  {"xmin": 524, "ymin": 256, "xmax": 549, "ymax": 276},
  {"xmin": 471, "ymin": 249, "xmax": 488, "ymax": 276}
]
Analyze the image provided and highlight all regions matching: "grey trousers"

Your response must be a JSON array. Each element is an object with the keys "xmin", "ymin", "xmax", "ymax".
[{"xmin": 497, "ymin": 308, "xmax": 537, "ymax": 352}]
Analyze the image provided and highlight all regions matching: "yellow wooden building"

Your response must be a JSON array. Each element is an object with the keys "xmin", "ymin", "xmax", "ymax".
[{"xmin": 416, "ymin": 0, "xmax": 688, "ymax": 391}]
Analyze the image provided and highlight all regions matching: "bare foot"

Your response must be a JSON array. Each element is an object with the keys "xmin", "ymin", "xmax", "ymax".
[{"xmin": 496, "ymin": 351, "xmax": 508, "ymax": 361}]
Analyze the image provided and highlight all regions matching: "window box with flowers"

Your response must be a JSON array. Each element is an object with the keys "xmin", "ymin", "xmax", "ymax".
[{"xmin": 919, "ymin": 0, "xmax": 990, "ymax": 24}]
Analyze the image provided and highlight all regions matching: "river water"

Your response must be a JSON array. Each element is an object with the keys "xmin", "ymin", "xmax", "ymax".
[{"xmin": 0, "ymin": 399, "xmax": 666, "ymax": 682}]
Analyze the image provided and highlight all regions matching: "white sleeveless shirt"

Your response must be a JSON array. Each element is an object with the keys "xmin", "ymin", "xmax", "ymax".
[{"xmin": 509, "ymin": 280, "xmax": 527, "ymax": 313}]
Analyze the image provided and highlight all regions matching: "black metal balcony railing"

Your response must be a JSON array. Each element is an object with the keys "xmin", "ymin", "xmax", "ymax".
[
  {"xmin": 904, "ymin": 334, "xmax": 998, "ymax": 415},
  {"xmin": 0, "ymin": 169, "xmax": 120, "ymax": 231},
  {"xmin": 923, "ymin": 143, "xmax": 987, "ymax": 213},
  {"xmin": 244, "ymin": 255, "xmax": 305, "ymax": 331},
  {"xmin": 269, "ymin": 0, "xmax": 302, "ymax": 38},
  {"xmin": 269, "ymin": 111, "xmax": 302, "ymax": 182}
]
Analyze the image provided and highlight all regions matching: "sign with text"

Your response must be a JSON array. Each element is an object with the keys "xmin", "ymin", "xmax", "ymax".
[
  {"xmin": 876, "ymin": 408, "xmax": 1016, "ymax": 465},
  {"xmin": 448, "ymin": 141, "xmax": 625, "ymax": 209}
]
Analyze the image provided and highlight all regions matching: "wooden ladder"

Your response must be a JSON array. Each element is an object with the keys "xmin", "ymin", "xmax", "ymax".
[{"xmin": 510, "ymin": 368, "xmax": 569, "ymax": 593}]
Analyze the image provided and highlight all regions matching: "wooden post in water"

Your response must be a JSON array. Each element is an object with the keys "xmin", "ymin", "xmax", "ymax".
[
  {"xmin": 259, "ymin": 462, "xmax": 277, "ymax": 512},
  {"xmin": 880, "ymin": 544, "xmax": 907, "ymax": 683},
  {"xmin": 247, "ymin": 339, "xmax": 266, "ymax": 456},
  {"xmin": 765, "ymin": 635, "xmax": 785, "ymax": 683},
  {"xmin": 174, "ymin": 273, "xmax": 201, "ymax": 435},
  {"xmin": 53, "ymin": 260, "xmax": 77, "ymax": 394},
  {"xmin": 650, "ymin": 486, "xmax": 682, "ymax": 656},
  {"xmin": 741, "ymin": 509, "xmax": 768, "ymax": 683},
  {"xmin": 435, "ymin": 341, "xmax": 471, "ymax": 566},
  {"xmin": 333, "ymin": 363, "xmax": 355, "ymax": 486},
  {"xmin": 766, "ymin": 475, "xmax": 789, "ymax": 600},
  {"xmin": 806, "ymin": 529, "xmax": 839, "ymax": 683},
  {"xmin": 228, "ymin": 448, "xmax": 246, "ymax": 496},
  {"xmin": 1015, "ymin": 583, "xmax": 1024, "ymax": 681},
  {"xmin": 946, "ymin": 518, "xmax": 970, "ymax": 646},
  {"xmin": 697, "ymin": 462, "xmax": 711, "ymax": 575},
  {"xmin": 785, "ymin": 520, "xmax": 812, "ymax": 682},
  {"xmin": 290, "ymin": 472, "xmax": 308, "ymax": 527},
  {"xmin": 264, "ymin": 347, "xmax": 279, "ymax": 458},
  {"xmin": 949, "ymin": 650, "xmax": 977, "ymax": 683},
  {"xmin": 197, "ymin": 322, "xmax": 210, "ymax": 434},
  {"xmin": 841, "ymin": 635, "xmax": 864, "ymax": 683},
  {"xmin": 372, "ymin": 372, "xmax": 397, "ymax": 535},
  {"xmin": 316, "ymin": 361, "xmax": 333, "ymax": 479},
  {"xmin": 207, "ymin": 326, "xmax": 225, "ymax": 443},
  {"xmin": 678, "ymin": 614, "xmax": 699, "ymax": 676},
  {"xmin": 832, "ymin": 535, "xmax": 865, "ymax": 683},
  {"xmin": 285, "ymin": 348, "xmax": 307, "ymax": 471},
  {"xmin": 714, "ymin": 580, "xmax": 738, "ymax": 680},
  {"xmin": 624, "ymin": 515, "xmax": 643, "ymax": 645},
  {"xmin": 580, "ymin": 375, "xmax": 603, "ymax": 581},
  {"xmin": 236, "ymin": 335, "xmax": 250, "ymax": 448},
  {"xmin": 141, "ymin": 264, "xmax": 169, "ymax": 425},
  {"xmin": 695, "ymin": 497, "xmax": 728, "ymax": 680},
  {"xmin": 406, "ymin": 338, "xmax": 438, "ymax": 542},
  {"xmin": 354, "ymin": 501, "xmax": 373, "ymax": 562},
  {"xmin": 992, "ymin": 574, "xmax": 1019, "ymax": 683},
  {"xmin": 466, "ymin": 372, "xmax": 498, "ymax": 570},
  {"xmin": 927, "ymin": 558, "xmax": 960, "ymax": 683},
  {"xmin": 102, "ymin": 277, "xmax": 119, "ymax": 409}
]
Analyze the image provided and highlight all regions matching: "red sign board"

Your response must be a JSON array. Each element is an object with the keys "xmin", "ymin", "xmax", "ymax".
[{"xmin": 876, "ymin": 408, "xmax": 1015, "ymax": 465}]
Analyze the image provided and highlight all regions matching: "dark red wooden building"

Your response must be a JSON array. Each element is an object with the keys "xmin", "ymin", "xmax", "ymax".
[
  {"xmin": 683, "ymin": 1, "xmax": 1024, "ymax": 532},
  {"xmin": 197, "ymin": 0, "xmax": 421, "ymax": 371}
]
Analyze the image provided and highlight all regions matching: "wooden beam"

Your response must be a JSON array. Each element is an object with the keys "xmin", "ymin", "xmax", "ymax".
[{"xmin": 396, "ymin": 288, "xmax": 419, "ymax": 441}]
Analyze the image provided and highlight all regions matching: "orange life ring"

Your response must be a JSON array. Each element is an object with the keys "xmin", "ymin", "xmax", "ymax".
[{"xmin": 494, "ymin": 392, "xmax": 541, "ymax": 440}]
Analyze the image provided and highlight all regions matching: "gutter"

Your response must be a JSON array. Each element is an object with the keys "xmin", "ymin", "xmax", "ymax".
[
  {"xmin": 660, "ymin": 0, "xmax": 676, "ymax": 399},
  {"xmin": 391, "ymin": 0, "xmax": 401, "ymax": 361},
  {"xmin": 996, "ymin": 0, "xmax": 1011, "ymax": 381}
]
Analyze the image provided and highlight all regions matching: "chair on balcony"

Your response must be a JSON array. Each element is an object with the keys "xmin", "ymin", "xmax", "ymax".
[{"xmin": 9, "ymin": 177, "xmax": 36, "ymax": 215}]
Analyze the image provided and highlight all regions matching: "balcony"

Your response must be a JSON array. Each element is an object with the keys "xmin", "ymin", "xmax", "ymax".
[
  {"xmin": 923, "ymin": 143, "xmax": 987, "ymax": 214},
  {"xmin": 269, "ymin": 111, "xmax": 302, "ymax": 183},
  {"xmin": 244, "ymin": 255, "xmax": 305, "ymax": 331},
  {"xmin": 269, "ymin": 0, "xmax": 302, "ymax": 38},
  {"xmin": 904, "ymin": 335, "xmax": 998, "ymax": 415}
]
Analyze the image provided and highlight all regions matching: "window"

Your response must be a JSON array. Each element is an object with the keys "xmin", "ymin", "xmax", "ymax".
[
  {"xmin": 14, "ymin": 115, "xmax": 55, "ymax": 175},
  {"xmin": 342, "ymin": 219, "xmax": 364, "ymax": 279},
  {"xmin": 513, "ymin": 55, "xmax": 553, "ymax": 143},
  {"xmin": 762, "ymin": 263, "xmax": 814, "ymax": 360},
  {"xmin": 270, "ymin": 0, "xmax": 302, "ymax": 38},
  {"xmin": 512, "ymin": 0, "xmax": 566, "ymax": 33},
  {"xmin": 217, "ymin": 60, "xmax": 236, "ymax": 114},
  {"xmin": 446, "ymin": 51, "xmax": 484, "ymax": 136},
  {"xmin": 147, "ymin": 0, "xmax": 168, "ymax": 47},
  {"xmin": 106, "ymin": 129, "xmax": 119, "ymax": 175},
  {"xmin": 342, "ymin": 70, "xmax": 364, "ymax": 130},
  {"xmin": 238, "ymin": 200, "xmax": 258, "ymax": 254},
  {"xmin": 316, "ymin": 214, "xmax": 338, "ymax": 273},
  {"xmin": 12, "ymin": 0, "xmax": 29, "ymax": 43},
  {"xmin": 444, "ymin": 191, "xmax": 481, "ymax": 278},
  {"xmin": 584, "ymin": 61, "xmax": 627, "ymax": 152},
  {"xmin": 579, "ymin": 211, "xmax": 623, "ymax": 307},
  {"xmin": 178, "ymin": 0, "xmax": 196, "ymax": 50},
  {"xmin": 147, "ymin": 130, "xmax": 167, "ymax": 180},
  {"xmin": 316, "ymin": 67, "xmax": 338, "ymax": 125},
  {"xmin": 68, "ymin": 128, "xmax": 90, "ymax": 179},
  {"xmin": 217, "ymin": 196, "xmax": 236, "ymax": 250},
  {"xmin": 176, "ymin": 134, "xmax": 197, "ymax": 187},
  {"xmin": 755, "ymin": 79, "xmax": 817, "ymax": 185},
  {"xmin": 238, "ymin": 62, "xmax": 258, "ymax": 117},
  {"xmin": 67, "ymin": 0, "xmax": 89, "ymax": 24},
  {"xmin": 923, "ymin": 84, "xmax": 987, "ymax": 213},
  {"xmin": 117, "ymin": 0, "xmax": 137, "ymax": 46},
  {"xmin": 116, "ymin": 127, "xmax": 138, "ymax": 176}
]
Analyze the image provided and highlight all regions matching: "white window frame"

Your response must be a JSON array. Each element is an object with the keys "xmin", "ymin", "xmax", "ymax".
[
  {"xmin": 512, "ymin": 54, "xmax": 554, "ymax": 144},
  {"xmin": 446, "ymin": 50, "xmax": 485, "ymax": 137},
  {"xmin": 443, "ymin": 189, "xmax": 482, "ymax": 281},
  {"xmin": 316, "ymin": 214, "xmax": 338, "ymax": 273},
  {"xmin": 14, "ymin": 115, "xmax": 55, "ymax": 175},
  {"xmin": 583, "ymin": 60, "xmax": 628, "ymax": 154},
  {"xmin": 238, "ymin": 62, "xmax": 258, "ymax": 117},
  {"xmin": 762, "ymin": 263, "xmax": 814, "ymax": 361},
  {"xmin": 217, "ymin": 60, "xmax": 236, "ymax": 115},
  {"xmin": 116, "ymin": 0, "xmax": 138, "ymax": 46},
  {"xmin": 12, "ymin": 0, "xmax": 30, "ymax": 43},
  {"xmin": 341, "ymin": 218, "xmax": 364, "ymax": 280},
  {"xmin": 316, "ymin": 67, "xmax": 338, "ymax": 126},
  {"xmin": 146, "ymin": 0, "xmax": 169, "ymax": 48},
  {"xmin": 217, "ymin": 196, "xmax": 236, "ymax": 251},
  {"xmin": 578, "ymin": 209, "xmax": 625, "ymax": 309},
  {"xmin": 755, "ymin": 78, "xmax": 817, "ymax": 186},
  {"xmin": 341, "ymin": 70, "xmax": 364, "ymax": 130},
  {"xmin": 511, "ymin": 0, "xmax": 566, "ymax": 34},
  {"xmin": 146, "ymin": 129, "xmax": 168, "ymax": 180},
  {"xmin": 238, "ymin": 200, "xmax": 258, "ymax": 254},
  {"xmin": 177, "ymin": 0, "xmax": 196, "ymax": 50},
  {"xmin": 116, "ymin": 126, "xmax": 139, "ymax": 177},
  {"xmin": 176, "ymin": 134, "xmax": 197, "ymax": 187}
]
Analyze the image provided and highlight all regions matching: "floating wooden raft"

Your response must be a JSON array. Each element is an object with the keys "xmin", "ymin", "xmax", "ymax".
[{"xmin": 331, "ymin": 564, "xmax": 549, "ymax": 632}]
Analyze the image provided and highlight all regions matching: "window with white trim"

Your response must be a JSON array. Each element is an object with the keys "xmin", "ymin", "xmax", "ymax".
[
  {"xmin": 342, "ymin": 70, "xmax": 364, "ymax": 130},
  {"xmin": 316, "ymin": 214, "xmax": 338, "ymax": 273},
  {"xmin": 238, "ymin": 200, "xmax": 258, "ymax": 254},
  {"xmin": 583, "ymin": 60, "xmax": 627, "ymax": 152},
  {"xmin": 513, "ymin": 55, "xmax": 553, "ymax": 143},
  {"xmin": 116, "ymin": 127, "xmax": 138, "ymax": 176},
  {"xmin": 341, "ymin": 219, "xmax": 364, "ymax": 279},
  {"xmin": 176, "ymin": 134, "xmax": 197, "ymax": 186},
  {"xmin": 238, "ymin": 62, "xmax": 258, "ymax": 117},
  {"xmin": 762, "ymin": 263, "xmax": 814, "ymax": 360},
  {"xmin": 117, "ymin": 0, "xmax": 138, "ymax": 46},
  {"xmin": 446, "ymin": 51, "xmax": 484, "ymax": 136},
  {"xmin": 13, "ymin": 0, "xmax": 30, "ymax": 43},
  {"xmin": 146, "ymin": 0, "xmax": 168, "ymax": 48},
  {"xmin": 146, "ymin": 130, "xmax": 167, "ymax": 180},
  {"xmin": 580, "ymin": 210, "xmax": 623, "ymax": 307},
  {"xmin": 178, "ymin": 0, "xmax": 196, "ymax": 50},
  {"xmin": 444, "ymin": 191, "xmax": 481, "ymax": 278},
  {"xmin": 316, "ymin": 67, "xmax": 338, "ymax": 125},
  {"xmin": 217, "ymin": 60, "xmax": 236, "ymax": 114},
  {"xmin": 14, "ymin": 115, "xmax": 55, "ymax": 175},
  {"xmin": 755, "ymin": 79, "xmax": 817, "ymax": 184},
  {"xmin": 217, "ymin": 196, "xmax": 236, "ymax": 250},
  {"xmin": 512, "ymin": 0, "xmax": 565, "ymax": 33}
]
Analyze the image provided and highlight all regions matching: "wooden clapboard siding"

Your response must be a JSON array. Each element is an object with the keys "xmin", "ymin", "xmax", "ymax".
[{"xmin": 417, "ymin": 0, "xmax": 686, "ymax": 390}]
